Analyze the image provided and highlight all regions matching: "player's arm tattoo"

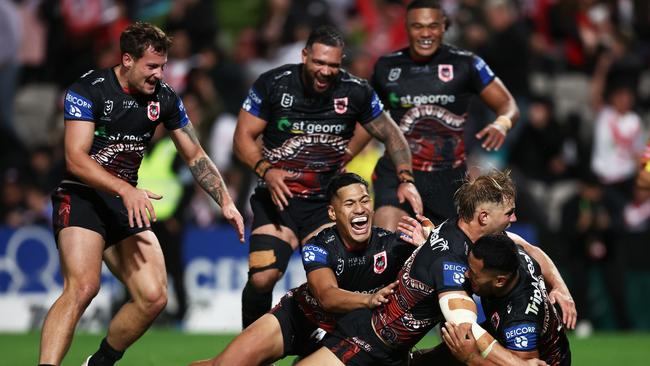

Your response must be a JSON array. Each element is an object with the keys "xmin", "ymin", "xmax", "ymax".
[
  {"xmin": 180, "ymin": 123, "xmax": 201, "ymax": 145},
  {"xmin": 189, "ymin": 157, "xmax": 228, "ymax": 206},
  {"xmin": 181, "ymin": 124, "xmax": 228, "ymax": 206},
  {"xmin": 363, "ymin": 113, "xmax": 412, "ymax": 168}
]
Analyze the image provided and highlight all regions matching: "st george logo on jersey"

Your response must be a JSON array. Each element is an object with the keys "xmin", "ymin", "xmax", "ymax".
[
  {"xmin": 373, "ymin": 250, "xmax": 387, "ymax": 274},
  {"xmin": 334, "ymin": 97, "xmax": 348, "ymax": 114},
  {"xmin": 147, "ymin": 101, "xmax": 160, "ymax": 121},
  {"xmin": 438, "ymin": 64, "xmax": 454, "ymax": 82}
]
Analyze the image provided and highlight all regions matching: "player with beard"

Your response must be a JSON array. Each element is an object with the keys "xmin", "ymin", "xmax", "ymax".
[
  {"xmin": 358, "ymin": 0, "xmax": 519, "ymax": 229},
  {"xmin": 440, "ymin": 234, "xmax": 571, "ymax": 366},
  {"xmin": 295, "ymin": 170, "xmax": 574, "ymax": 366},
  {"xmin": 40, "ymin": 22, "xmax": 244, "ymax": 366},
  {"xmin": 235, "ymin": 25, "xmax": 422, "ymax": 329},
  {"xmin": 190, "ymin": 173, "xmax": 429, "ymax": 366}
]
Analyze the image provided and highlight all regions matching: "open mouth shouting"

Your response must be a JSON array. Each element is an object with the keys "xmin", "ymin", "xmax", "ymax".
[{"xmin": 350, "ymin": 215, "xmax": 370, "ymax": 236}]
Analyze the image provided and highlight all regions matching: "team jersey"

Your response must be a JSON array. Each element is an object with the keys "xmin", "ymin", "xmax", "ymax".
[
  {"xmin": 297, "ymin": 226, "xmax": 416, "ymax": 332},
  {"xmin": 63, "ymin": 68, "xmax": 189, "ymax": 186},
  {"xmin": 371, "ymin": 44, "xmax": 496, "ymax": 171},
  {"xmin": 481, "ymin": 247, "xmax": 571, "ymax": 365},
  {"xmin": 242, "ymin": 64, "xmax": 384, "ymax": 198},
  {"xmin": 371, "ymin": 218, "xmax": 470, "ymax": 349}
]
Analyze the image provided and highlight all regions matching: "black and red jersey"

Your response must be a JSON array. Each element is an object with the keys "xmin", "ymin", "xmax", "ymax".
[
  {"xmin": 296, "ymin": 226, "xmax": 415, "ymax": 332},
  {"xmin": 63, "ymin": 68, "xmax": 189, "ymax": 186},
  {"xmin": 371, "ymin": 44, "xmax": 495, "ymax": 171},
  {"xmin": 242, "ymin": 64, "xmax": 383, "ymax": 198},
  {"xmin": 370, "ymin": 218, "xmax": 470, "ymax": 350},
  {"xmin": 481, "ymin": 247, "xmax": 571, "ymax": 365}
]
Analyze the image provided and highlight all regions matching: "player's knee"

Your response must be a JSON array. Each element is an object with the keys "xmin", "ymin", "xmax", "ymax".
[
  {"xmin": 135, "ymin": 284, "xmax": 168, "ymax": 317},
  {"xmin": 249, "ymin": 270, "xmax": 282, "ymax": 293},
  {"xmin": 247, "ymin": 234, "xmax": 294, "ymax": 292},
  {"xmin": 66, "ymin": 281, "xmax": 100, "ymax": 306}
]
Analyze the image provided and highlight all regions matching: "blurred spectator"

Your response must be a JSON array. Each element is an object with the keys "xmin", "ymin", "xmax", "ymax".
[
  {"xmin": 560, "ymin": 170, "xmax": 631, "ymax": 335},
  {"xmin": 1, "ymin": 168, "xmax": 27, "ymax": 228},
  {"xmin": 0, "ymin": 0, "xmax": 24, "ymax": 154},
  {"xmin": 590, "ymin": 85, "xmax": 646, "ymax": 202},
  {"xmin": 166, "ymin": 0, "xmax": 218, "ymax": 52}
]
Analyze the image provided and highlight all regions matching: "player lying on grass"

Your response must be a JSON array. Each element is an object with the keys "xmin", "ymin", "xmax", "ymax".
[{"xmin": 190, "ymin": 173, "xmax": 431, "ymax": 366}]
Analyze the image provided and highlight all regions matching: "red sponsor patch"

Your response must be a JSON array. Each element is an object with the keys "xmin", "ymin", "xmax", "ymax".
[
  {"xmin": 147, "ymin": 101, "xmax": 160, "ymax": 121},
  {"xmin": 373, "ymin": 250, "xmax": 387, "ymax": 274}
]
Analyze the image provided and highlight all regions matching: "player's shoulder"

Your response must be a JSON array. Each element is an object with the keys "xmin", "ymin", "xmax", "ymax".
[
  {"xmin": 70, "ymin": 68, "xmax": 111, "ymax": 89},
  {"xmin": 375, "ymin": 48, "xmax": 409, "ymax": 67},
  {"xmin": 338, "ymin": 69, "xmax": 370, "ymax": 88},
  {"xmin": 442, "ymin": 43, "xmax": 476, "ymax": 59},
  {"xmin": 310, "ymin": 226, "xmax": 340, "ymax": 248},
  {"xmin": 371, "ymin": 226, "xmax": 398, "ymax": 243},
  {"xmin": 258, "ymin": 63, "xmax": 299, "ymax": 85}
]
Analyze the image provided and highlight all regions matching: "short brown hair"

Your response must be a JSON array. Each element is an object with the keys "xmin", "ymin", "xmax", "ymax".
[
  {"xmin": 454, "ymin": 169, "xmax": 515, "ymax": 221},
  {"xmin": 120, "ymin": 22, "xmax": 172, "ymax": 59}
]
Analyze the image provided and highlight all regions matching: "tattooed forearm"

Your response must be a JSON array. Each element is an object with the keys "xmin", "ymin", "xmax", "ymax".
[
  {"xmin": 189, "ymin": 157, "xmax": 228, "ymax": 205},
  {"xmin": 364, "ymin": 113, "xmax": 412, "ymax": 168},
  {"xmin": 181, "ymin": 123, "xmax": 201, "ymax": 145}
]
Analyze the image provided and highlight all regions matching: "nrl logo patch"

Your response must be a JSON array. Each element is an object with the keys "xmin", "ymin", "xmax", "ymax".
[
  {"xmin": 388, "ymin": 67, "xmax": 401, "ymax": 81},
  {"xmin": 104, "ymin": 100, "xmax": 113, "ymax": 115},
  {"xmin": 281, "ymin": 93, "xmax": 294, "ymax": 108},
  {"xmin": 334, "ymin": 97, "xmax": 348, "ymax": 114},
  {"xmin": 147, "ymin": 101, "xmax": 160, "ymax": 121},
  {"xmin": 438, "ymin": 64, "xmax": 454, "ymax": 82},
  {"xmin": 373, "ymin": 250, "xmax": 387, "ymax": 274}
]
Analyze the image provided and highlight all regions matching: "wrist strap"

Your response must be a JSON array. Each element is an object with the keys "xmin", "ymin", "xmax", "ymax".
[
  {"xmin": 254, "ymin": 159, "xmax": 273, "ymax": 179},
  {"xmin": 492, "ymin": 115, "xmax": 512, "ymax": 134},
  {"xmin": 397, "ymin": 169, "xmax": 415, "ymax": 184}
]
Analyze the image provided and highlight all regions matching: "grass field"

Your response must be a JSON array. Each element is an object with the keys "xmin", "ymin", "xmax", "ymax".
[{"xmin": 3, "ymin": 330, "xmax": 648, "ymax": 365}]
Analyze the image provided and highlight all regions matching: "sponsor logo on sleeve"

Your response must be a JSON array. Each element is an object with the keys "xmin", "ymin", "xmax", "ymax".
[
  {"xmin": 442, "ymin": 261, "xmax": 467, "ymax": 286},
  {"xmin": 64, "ymin": 91, "xmax": 93, "ymax": 119},
  {"xmin": 302, "ymin": 245, "xmax": 329, "ymax": 265},
  {"xmin": 504, "ymin": 323, "xmax": 537, "ymax": 351},
  {"xmin": 373, "ymin": 250, "xmax": 387, "ymax": 274},
  {"xmin": 242, "ymin": 88, "xmax": 262, "ymax": 114}
]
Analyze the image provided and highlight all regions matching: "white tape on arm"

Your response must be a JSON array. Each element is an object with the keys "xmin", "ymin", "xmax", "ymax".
[{"xmin": 439, "ymin": 293, "xmax": 478, "ymax": 325}]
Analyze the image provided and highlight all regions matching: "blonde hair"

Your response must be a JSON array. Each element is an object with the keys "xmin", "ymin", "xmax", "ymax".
[{"xmin": 454, "ymin": 169, "xmax": 515, "ymax": 221}]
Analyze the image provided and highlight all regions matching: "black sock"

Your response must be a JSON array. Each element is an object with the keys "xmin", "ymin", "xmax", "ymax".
[
  {"xmin": 88, "ymin": 338, "xmax": 124, "ymax": 366},
  {"xmin": 241, "ymin": 281, "xmax": 272, "ymax": 328}
]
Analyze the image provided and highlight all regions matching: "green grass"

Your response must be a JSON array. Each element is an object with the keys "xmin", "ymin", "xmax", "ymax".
[{"xmin": 3, "ymin": 330, "xmax": 649, "ymax": 365}]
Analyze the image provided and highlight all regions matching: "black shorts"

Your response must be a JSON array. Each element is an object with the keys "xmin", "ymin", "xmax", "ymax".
[
  {"xmin": 321, "ymin": 308, "xmax": 408, "ymax": 366},
  {"xmin": 372, "ymin": 156, "xmax": 466, "ymax": 225},
  {"xmin": 270, "ymin": 288, "xmax": 324, "ymax": 357},
  {"xmin": 249, "ymin": 187, "xmax": 331, "ymax": 242},
  {"xmin": 51, "ymin": 182, "xmax": 150, "ymax": 247}
]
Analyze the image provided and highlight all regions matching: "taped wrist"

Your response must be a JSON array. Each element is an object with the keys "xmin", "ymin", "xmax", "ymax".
[
  {"xmin": 254, "ymin": 159, "xmax": 273, "ymax": 179},
  {"xmin": 491, "ymin": 115, "xmax": 512, "ymax": 134},
  {"xmin": 397, "ymin": 169, "xmax": 415, "ymax": 184}
]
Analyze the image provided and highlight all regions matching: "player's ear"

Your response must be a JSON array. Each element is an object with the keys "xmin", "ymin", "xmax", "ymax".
[
  {"xmin": 494, "ymin": 274, "xmax": 508, "ymax": 288},
  {"xmin": 477, "ymin": 208, "xmax": 489, "ymax": 226},
  {"xmin": 302, "ymin": 47, "xmax": 309, "ymax": 64},
  {"xmin": 328, "ymin": 204, "xmax": 336, "ymax": 221},
  {"xmin": 122, "ymin": 53, "xmax": 134, "ymax": 69}
]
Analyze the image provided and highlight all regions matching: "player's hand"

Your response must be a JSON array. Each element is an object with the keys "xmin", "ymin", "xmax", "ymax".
[
  {"xmin": 442, "ymin": 322, "xmax": 480, "ymax": 364},
  {"xmin": 121, "ymin": 186, "xmax": 162, "ymax": 228},
  {"xmin": 526, "ymin": 359, "xmax": 549, "ymax": 366},
  {"xmin": 221, "ymin": 201, "xmax": 245, "ymax": 243},
  {"xmin": 367, "ymin": 280, "xmax": 398, "ymax": 308},
  {"xmin": 397, "ymin": 215, "xmax": 433, "ymax": 246},
  {"xmin": 476, "ymin": 122, "xmax": 507, "ymax": 151},
  {"xmin": 264, "ymin": 168, "xmax": 297, "ymax": 210},
  {"xmin": 549, "ymin": 288, "xmax": 577, "ymax": 329},
  {"xmin": 397, "ymin": 182, "xmax": 423, "ymax": 216}
]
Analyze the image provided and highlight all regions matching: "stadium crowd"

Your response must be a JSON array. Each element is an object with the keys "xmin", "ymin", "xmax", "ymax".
[{"xmin": 1, "ymin": 0, "xmax": 650, "ymax": 339}]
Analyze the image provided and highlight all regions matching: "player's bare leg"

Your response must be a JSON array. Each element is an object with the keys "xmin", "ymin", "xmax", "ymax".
[
  {"xmin": 102, "ymin": 230, "xmax": 168, "ymax": 350},
  {"xmin": 373, "ymin": 205, "xmax": 408, "ymax": 231},
  {"xmin": 189, "ymin": 314, "xmax": 285, "ymax": 366},
  {"xmin": 294, "ymin": 347, "xmax": 344, "ymax": 366},
  {"xmin": 39, "ymin": 227, "xmax": 105, "ymax": 365}
]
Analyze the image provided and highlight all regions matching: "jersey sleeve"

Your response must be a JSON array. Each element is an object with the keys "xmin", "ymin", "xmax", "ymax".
[
  {"xmin": 64, "ymin": 81, "xmax": 95, "ymax": 122},
  {"xmin": 469, "ymin": 54, "xmax": 496, "ymax": 93},
  {"xmin": 356, "ymin": 82, "xmax": 384, "ymax": 125},
  {"xmin": 162, "ymin": 92, "xmax": 190, "ymax": 130},
  {"xmin": 241, "ymin": 75, "xmax": 271, "ymax": 121},
  {"xmin": 501, "ymin": 317, "xmax": 540, "ymax": 352},
  {"xmin": 370, "ymin": 62, "xmax": 387, "ymax": 102},
  {"xmin": 301, "ymin": 241, "xmax": 335, "ymax": 274}
]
